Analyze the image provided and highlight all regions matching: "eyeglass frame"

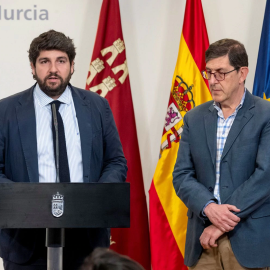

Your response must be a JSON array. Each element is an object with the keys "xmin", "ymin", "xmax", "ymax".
[{"xmin": 201, "ymin": 67, "xmax": 240, "ymax": 81}]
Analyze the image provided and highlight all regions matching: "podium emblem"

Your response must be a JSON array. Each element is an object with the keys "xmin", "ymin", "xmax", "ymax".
[{"xmin": 52, "ymin": 192, "xmax": 64, "ymax": 217}]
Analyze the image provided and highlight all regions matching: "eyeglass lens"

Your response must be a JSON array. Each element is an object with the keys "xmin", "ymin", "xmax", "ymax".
[{"xmin": 205, "ymin": 71, "xmax": 224, "ymax": 81}]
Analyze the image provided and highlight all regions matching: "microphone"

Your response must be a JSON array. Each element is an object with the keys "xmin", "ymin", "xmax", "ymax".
[{"xmin": 51, "ymin": 103, "xmax": 60, "ymax": 183}]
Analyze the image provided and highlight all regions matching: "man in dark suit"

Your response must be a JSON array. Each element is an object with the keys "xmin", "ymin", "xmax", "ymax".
[
  {"xmin": 173, "ymin": 39, "xmax": 270, "ymax": 269},
  {"xmin": 0, "ymin": 30, "xmax": 127, "ymax": 270}
]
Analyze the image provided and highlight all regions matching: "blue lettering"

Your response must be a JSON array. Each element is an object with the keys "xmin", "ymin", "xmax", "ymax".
[
  {"xmin": 24, "ymin": 9, "xmax": 32, "ymax": 20},
  {"xmin": 39, "ymin": 9, "xmax": 48, "ymax": 20},
  {"xmin": 34, "ymin": 5, "xmax": 37, "ymax": 20},
  {"xmin": 0, "ymin": 5, "xmax": 49, "ymax": 20},
  {"xmin": 4, "ymin": 9, "xmax": 14, "ymax": 20},
  {"xmin": 17, "ymin": 9, "xmax": 23, "ymax": 20}
]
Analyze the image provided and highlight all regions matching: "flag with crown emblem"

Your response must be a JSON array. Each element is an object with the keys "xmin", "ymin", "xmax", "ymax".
[
  {"xmin": 85, "ymin": 1, "xmax": 151, "ymax": 269},
  {"xmin": 149, "ymin": 0, "xmax": 212, "ymax": 269}
]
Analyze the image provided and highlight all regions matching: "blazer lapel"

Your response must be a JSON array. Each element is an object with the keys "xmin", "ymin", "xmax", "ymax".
[
  {"xmin": 71, "ymin": 85, "xmax": 92, "ymax": 183},
  {"xmin": 16, "ymin": 86, "xmax": 39, "ymax": 182},
  {"xmin": 221, "ymin": 91, "xmax": 255, "ymax": 161},
  {"xmin": 204, "ymin": 104, "xmax": 217, "ymax": 168}
]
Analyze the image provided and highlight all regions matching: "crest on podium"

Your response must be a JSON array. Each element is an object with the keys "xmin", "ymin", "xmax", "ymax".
[{"xmin": 52, "ymin": 192, "xmax": 64, "ymax": 218}]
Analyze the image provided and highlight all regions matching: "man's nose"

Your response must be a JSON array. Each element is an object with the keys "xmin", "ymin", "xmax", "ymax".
[
  {"xmin": 209, "ymin": 73, "xmax": 218, "ymax": 85},
  {"xmin": 49, "ymin": 62, "xmax": 58, "ymax": 73}
]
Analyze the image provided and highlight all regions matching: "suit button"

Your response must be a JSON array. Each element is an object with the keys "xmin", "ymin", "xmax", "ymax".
[{"xmin": 208, "ymin": 187, "xmax": 213, "ymax": 192}]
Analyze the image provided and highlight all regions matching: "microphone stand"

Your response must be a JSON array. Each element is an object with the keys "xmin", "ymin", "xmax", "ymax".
[{"xmin": 46, "ymin": 103, "xmax": 65, "ymax": 270}]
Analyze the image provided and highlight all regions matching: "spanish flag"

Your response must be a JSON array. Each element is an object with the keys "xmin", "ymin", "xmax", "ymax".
[{"xmin": 149, "ymin": 0, "xmax": 211, "ymax": 269}]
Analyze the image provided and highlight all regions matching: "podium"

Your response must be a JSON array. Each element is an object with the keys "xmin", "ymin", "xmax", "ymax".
[{"xmin": 0, "ymin": 182, "xmax": 130, "ymax": 269}]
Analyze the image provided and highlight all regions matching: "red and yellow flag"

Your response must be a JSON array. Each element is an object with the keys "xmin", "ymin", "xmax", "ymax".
[
  {"xmin": 149, "ymin": 1, "xmax": 211, "ymax": 269},
  {"xmin": 85, "ymin": 1, "xmax": 151, "ymax": 269}
]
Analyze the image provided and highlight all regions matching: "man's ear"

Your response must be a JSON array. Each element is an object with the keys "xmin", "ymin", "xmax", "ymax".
[
  {"xmin": 239, "ymin": 67, "xmax": 249, "ymax": 84},
  {"xmin": 71, "ymin": 61, "xmax": 75, "ymax": 74},
  {"xmin": 30, "ymin": 62, "xmax": 36, "ymax": 76}
]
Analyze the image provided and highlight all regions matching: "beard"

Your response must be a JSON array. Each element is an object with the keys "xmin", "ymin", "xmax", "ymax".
[{"xmin": 34, "ymin": 71, "xmax": 72, "ymax": 98}]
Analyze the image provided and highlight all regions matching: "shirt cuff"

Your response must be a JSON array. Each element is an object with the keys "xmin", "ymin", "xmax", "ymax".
[{"xmin": 201, "ymin": 200, "xmax": 216, "ymax": 217}]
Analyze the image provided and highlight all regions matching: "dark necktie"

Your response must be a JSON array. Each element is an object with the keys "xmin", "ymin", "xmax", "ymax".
[{"xmin": 51, "ymin": 100, "xmax": 71, "ymax": 182}]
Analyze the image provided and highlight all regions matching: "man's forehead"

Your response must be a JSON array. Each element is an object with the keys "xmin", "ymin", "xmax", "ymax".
[{"xmin": 205, "ymin": 55, "xmax": 231, "ymax": 70}]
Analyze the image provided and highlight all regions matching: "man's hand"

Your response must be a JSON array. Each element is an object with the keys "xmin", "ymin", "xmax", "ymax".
[
  {"xmin": 204, "ymin": 203, "xmax": 240, "ymax": 232},
  {"xmin": 200, "ymin": 225, "xmax": 224, "ymax": 249}
]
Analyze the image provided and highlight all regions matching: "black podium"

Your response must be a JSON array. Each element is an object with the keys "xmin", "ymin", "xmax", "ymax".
[{"xmin": 0, "ymin": 182, "xmax": 130, "ymax": 269}]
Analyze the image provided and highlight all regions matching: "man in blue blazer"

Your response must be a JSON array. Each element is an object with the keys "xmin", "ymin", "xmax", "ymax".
[
  {"xmin": 173, "ymin": 39, "xmax": 270, "ymax": 269},
  {"xmin": 0, "ymin": 30, "xmax": 127, "ymax": 270}
]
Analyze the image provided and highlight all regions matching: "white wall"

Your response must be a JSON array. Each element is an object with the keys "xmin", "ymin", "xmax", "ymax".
[{"xmin": 0, "ymin": 0, "xmax": 266, "ymax": 268}]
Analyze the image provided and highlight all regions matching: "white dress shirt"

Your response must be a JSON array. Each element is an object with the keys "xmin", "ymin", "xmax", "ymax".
[{"xmin": 33, "ymin": 84, "xmax": 83, "ymax": 183}]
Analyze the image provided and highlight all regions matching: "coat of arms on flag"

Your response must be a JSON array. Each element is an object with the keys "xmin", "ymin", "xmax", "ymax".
[{"xmin": 161, "ymin": 76, "xmax": 195, "ymax": 157}]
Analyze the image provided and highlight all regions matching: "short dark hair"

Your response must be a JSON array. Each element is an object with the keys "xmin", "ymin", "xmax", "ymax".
[
  {"xmin": 205, "ymin": 39, "xmax": 248, "ymax": 68},
  {"xmin": 28, "ymin": 29, "xmax": 76, "ymax": 66},
  {"xmin": 80, "ymin": 248, "xmax": 145, "ymax": 270}
]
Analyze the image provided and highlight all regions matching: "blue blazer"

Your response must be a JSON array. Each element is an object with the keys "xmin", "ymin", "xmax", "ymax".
[
  {"xmin": 173, "ymin": 90, "xmax": 270, "ymax": 268},
  {"xmin": 0, "ymin": 84, "xmax": 127, "ymax": 264}
]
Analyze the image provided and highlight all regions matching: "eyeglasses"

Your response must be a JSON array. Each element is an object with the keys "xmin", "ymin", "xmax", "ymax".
[{"xmin": 201, "ymin": 68, "xmax": 240, "ymax": 81}]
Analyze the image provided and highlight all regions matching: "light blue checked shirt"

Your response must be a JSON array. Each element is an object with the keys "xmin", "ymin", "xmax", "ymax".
[
  {"xmin": 213, "ymin": 90, "xmax": 246, "ymax": 204},
  {"xmin": 202, "ymin": 90, "xmax": 246, "ymax": 214},
  {"xmin": 34, "ymin": 84, "xmax": 83, "ymax": 183}
]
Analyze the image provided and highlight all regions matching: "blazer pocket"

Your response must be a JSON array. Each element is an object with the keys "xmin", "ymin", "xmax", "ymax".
[{"xmin": 251, "ymin": 201, "xmax": 270, "ymax": 219}]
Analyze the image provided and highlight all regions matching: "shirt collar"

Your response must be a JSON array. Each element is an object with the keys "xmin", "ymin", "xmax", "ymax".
[
  {"xmin": 213, "ymin": 88, "xmax": 246, "ymax": 113},
  {"xmin": 34, "ymin": 83, "xmax": 72, "ymax": 107}
]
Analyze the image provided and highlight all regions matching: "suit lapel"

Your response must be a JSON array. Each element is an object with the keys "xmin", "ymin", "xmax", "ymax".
[
  {"xmin": 204, "ymin": 105, "xmax": 217, "ymax": 168},
  {"xmin": 16, "ymin": 86, "xmax": 39, "ymax": 182},
  {"xmin": 221, "ymin": 91, "xmax": 255, "ymax": 161},
  {"xmin": 71, "ymin": 85, "xmax": 92, "ymax": 183}
]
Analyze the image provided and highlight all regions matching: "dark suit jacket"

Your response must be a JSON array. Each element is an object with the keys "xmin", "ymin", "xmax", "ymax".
[
  {"xmin": 173, "ymin": 90, "xmax": 270, "ymax": 268},
  {"xmin": 0, "ymin": 84, "xmax": 127, "ymax": 264}
]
